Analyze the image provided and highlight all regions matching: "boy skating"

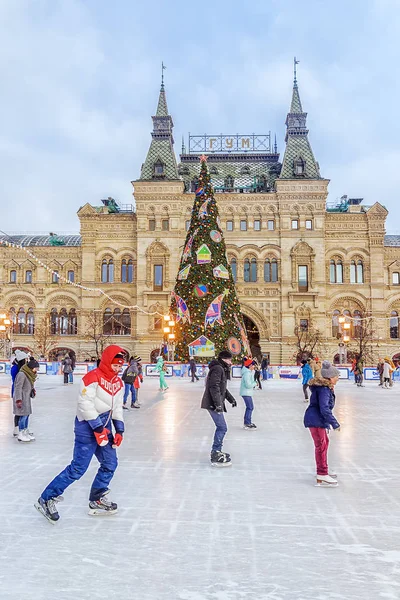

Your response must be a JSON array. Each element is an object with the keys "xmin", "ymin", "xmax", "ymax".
[
  {"xmin": 201, "ymin": 350, "xmax": 237, "ymax": 467},
  {"xmin": 35, "ymin": 345, "xmax": 125, "ymax": 523}
]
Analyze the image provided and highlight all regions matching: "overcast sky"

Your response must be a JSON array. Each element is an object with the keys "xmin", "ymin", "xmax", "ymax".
[{"xmin": 1, "ymin": 0, "xmax": 399, "ymax": 233}]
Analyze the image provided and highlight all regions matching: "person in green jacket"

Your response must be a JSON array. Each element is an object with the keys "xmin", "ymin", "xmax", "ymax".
[
  {"xmin": 240, "ymin": 358, "xmax": 257, "ymax": 430},
  {"xmin": 155, "ymin": 355, "xmax": 168, "ymax": 392}
]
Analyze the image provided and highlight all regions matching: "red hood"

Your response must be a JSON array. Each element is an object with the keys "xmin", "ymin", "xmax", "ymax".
[{"xmin": 98, "ymin": 345, "xmax": 125, "ymax": 380}]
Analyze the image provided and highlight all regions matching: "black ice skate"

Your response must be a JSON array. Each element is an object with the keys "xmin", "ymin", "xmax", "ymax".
[
  {"xmin": 210, "ymin": 451, "xmax": 232, "ymax": 467},
  {"xmin": 34, "ymin": 497, "xmax": 60, "ymax": 523},
  {"xmin": 88, "ymin": 494, "xmax": 118, "ymax": 516}
]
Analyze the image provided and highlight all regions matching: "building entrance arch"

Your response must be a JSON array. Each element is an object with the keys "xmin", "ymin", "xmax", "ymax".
[
  {"xmin": 242, "ymin": 314, "xmax": 261, "ymax": 360},
  {"xmin": 48, "ymin": 347, "xmax": 76, "ymax": 362}
]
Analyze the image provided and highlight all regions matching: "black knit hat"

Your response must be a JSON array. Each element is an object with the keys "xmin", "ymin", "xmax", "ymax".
[
  {"xmin": 218, "ymin": 350, "xmax": 233, "ymax": 360},
  {"xmin": 27, "ymin": 357, "xmax": 39, "ymax": 369}
]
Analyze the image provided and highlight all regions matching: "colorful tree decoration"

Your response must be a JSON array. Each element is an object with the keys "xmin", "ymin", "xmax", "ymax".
[
  {"xmin": 194, "ymin": 284, "xmax": 208, "ymax": 298},
  {"xmin": 178, "ymin": 265, "xmax": 191, "ymax": 280},
  {"xmin": 210, "ymin": 230, "xmax": 222, "ymax": 243},
  {"xmin": 198, "ymin": 198, "xmax": 211, "ymax": 219},
  {"xmin": 227, "ymin": 336, "xmax": 242, "ymax": 355},
  {"xmin": 196, "ymin": 244, "xmax": 211, "ymax": 264},
  {"xmin": 205, "ymin": 290, "xmax": 229, "ymax": 328},
  {"xmin": 213, "ymin": 264, "xmax": 229, "ymax": 279},
  {"xmin": 188, "ymin": 335, "xmax": 215, "ymax": 357},
  {"xmin": 182, "ymin": 229, "xmax": 198, "ymax": 262},
  {"xmin": 234, "ymin": 314, "xmax": 251, "ymax": 356},
  {"xmin": 172, "ymin": 292, "xmax": 191, "ymax": 324},
  {"xmin": 171, "ymin": 156, "xmax": 251, "ymax": 361}
]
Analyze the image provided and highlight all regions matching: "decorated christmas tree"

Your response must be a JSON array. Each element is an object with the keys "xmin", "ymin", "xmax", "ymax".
[{"xmin": 171, "ymin": 156, "xmax": 251, "ymax": 362}]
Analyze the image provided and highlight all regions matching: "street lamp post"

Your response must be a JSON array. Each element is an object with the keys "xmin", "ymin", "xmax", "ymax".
[
  {"xmin": 0, "ymin": 311, "xmax": 13, "ymax": 359},
  {"xmin": 163, "ymin": 314, "xmax": 176, "ymax": 362}
]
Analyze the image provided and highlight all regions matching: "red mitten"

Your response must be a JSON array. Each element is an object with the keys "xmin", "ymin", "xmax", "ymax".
[
  {"xmin": 16, "ymin": 400, "xmax": 22, "ymax": 409},
  {"xmin": 113, "ymin": 433, "xmax": 123, "ymax": 447},
  {"xmin": 94, "ymin": 428, "xmax": 110, "ymax": 446}
]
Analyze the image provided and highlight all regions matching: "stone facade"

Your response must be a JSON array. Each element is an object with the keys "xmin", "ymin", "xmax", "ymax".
[{"xmin": 1, "ymin": 78, "xmax": 400, "ymax": 363}]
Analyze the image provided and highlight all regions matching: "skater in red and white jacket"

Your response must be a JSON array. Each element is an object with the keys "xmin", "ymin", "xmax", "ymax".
[{"xmin": 35, "ymin": 345, "xmax": 126, "ymax": 523}]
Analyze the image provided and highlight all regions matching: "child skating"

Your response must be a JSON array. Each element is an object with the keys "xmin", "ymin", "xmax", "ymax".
[
  {"xmin": 35, "ymin": 345, "xmax": 126, "ymax": 523},
  {"xmin": 304, "ymin": 360, "xmax": 341, "ymax": 487},
  {"xmin": 240, "ymin": 358, "xmax": 257, "ymax": 429},
  {"xmin": 155, "ymin": 355, "xmax": 168, "ymax": 391}
]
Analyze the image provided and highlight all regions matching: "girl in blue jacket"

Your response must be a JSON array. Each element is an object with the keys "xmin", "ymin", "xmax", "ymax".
[
  {"xmin": 304, "ymin": 360, "xmax": 341, "ymax": 487},
  {"xmin": 301, "ymin": 359, "xmax": 313, "ymax": 401},
  {"xmin": 240, "ymin": 358, "xmax": 257, "ymax": 430}
]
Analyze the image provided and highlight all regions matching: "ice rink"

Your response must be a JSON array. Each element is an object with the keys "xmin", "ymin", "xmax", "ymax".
[{"xmin": 1, "ymin": 373, "xmax": 399, "ymax": 600}]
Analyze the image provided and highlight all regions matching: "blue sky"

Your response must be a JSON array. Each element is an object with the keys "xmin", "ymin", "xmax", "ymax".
[{"xmin": 1, "ymin": 0, "xmax": 399, "ymax": 232}]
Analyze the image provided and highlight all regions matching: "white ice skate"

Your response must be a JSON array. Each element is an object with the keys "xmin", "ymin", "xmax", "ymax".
[
  {"xmin": 17, "ymin": 429, "xmax": 32, "ymax": 443},
  {"xmin": 315, "ymin": 474, "xmax": 338, "ymax": 487}
]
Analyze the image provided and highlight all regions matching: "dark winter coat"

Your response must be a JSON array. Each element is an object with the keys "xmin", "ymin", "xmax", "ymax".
[
  {"xmin": 13, "ymin": 370, "xmax": 34, "ymax": 416},
  {"xmin": 201, "ymin": 359, "xmax": 236, "ymax": 412},
  {"xmin": 62, "ymin": 357, "xmax": 73, "ymax": 374},
  {"xmin": 304, "ymin": 377, "xmax": 340, "ymax": 430},
  {"xmin": 122, "ymin": 361, "xmax": 138, "ymax": 385},
  {"xmin": 261, "ymin": 358, "xmax": 269, "ymax": 370},
  {"xmin": 189, "ymin": 358, "xmax": 197, "ymax": 374}
]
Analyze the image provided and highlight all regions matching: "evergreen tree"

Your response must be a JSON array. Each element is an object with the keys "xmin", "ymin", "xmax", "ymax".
[{"xmin": 171, "ymin": 156, "xmax": 250, "ymax": 362}]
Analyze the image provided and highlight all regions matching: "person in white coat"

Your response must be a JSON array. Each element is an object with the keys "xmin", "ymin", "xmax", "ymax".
[{"xmin": 35, "ymin": 345, "xmax": 126, "ymax": 523}]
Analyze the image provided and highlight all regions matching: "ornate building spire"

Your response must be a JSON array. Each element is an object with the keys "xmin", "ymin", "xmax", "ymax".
[
  {"xmin": 139, "ymin": 67, "xmax": 179, "ymax": 181},
  {"xmin": 280, "ymin": 60, "xmax": 320, "ymax": 180}
]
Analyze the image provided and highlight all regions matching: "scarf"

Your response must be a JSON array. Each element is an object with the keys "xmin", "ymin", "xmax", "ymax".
[{"xmin": 20, "ymin": 364, "xmax": 37, "ymax": 386}]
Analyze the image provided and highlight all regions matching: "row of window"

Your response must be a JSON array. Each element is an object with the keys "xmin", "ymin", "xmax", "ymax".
[
  {"xmin": 330, "ymin": 260, "xmax": 364, "ymax": 284},
  {"xmin": 182, "ymin": 219, "xmax": 313, "ymax": 232},
  {"xmin": 101, "ymin": 259, "xmax": 134, "ymax": 284},
  {"xmin": 230, "ymin": 259, "xmax": 279, "ymax": 283},
  {"xmin": 8, "ymin": 307, "xmax": 132, "ymax": 336},
  {"xmin": 9, "ymin": 270, "xmax": 76, "ymax": 284},
  {"xmin": 331, "ymin": 310, "xmax": 400, "ymax": 340}
]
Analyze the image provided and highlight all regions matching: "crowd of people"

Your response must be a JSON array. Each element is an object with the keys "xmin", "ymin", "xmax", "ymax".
[{"xmin": 8, "ymin": 344, "xmax": 398, "ymax": 522}]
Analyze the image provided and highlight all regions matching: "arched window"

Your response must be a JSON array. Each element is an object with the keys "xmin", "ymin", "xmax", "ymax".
[
  {"xmin": 121, "ymin": 260, "xmax": 127, "ymax": 283},
  {"xmin": 50, "ymin": 308, "xmax": 58, "ymax": 335},
  {"xmin": 250, "ymin": 258, "xmax": 257, "ymax": 282},
  {"xmin": 17, "ymin": 308, "xmax": 26, "ymax": 334},
  {"xmin": 121, "ymin": 309, "xmax": 131, "ymax": 335},
  {"xmin": 52, "ymin": 270, "xmax": 59, "ymax": 283},
  {"xmin": 264, "ymin": 260, "xmax": 271, "ymax": 282},
  {"xmin": 67, "ymin": 270, "xmax": 74, "ymax": 282},
  {"xmin": 10, "ymin": 270, "xmax": 17, "ymax": 283},
  {"xmin": 332, "ymin": 310, "xmax": 340, "ymax": 338},
  {"xmin": 357, "ymin": 260, "xmax": 364, "ymax": 283},
  {"xmin": 294, "ymin": 157, "xmax": 305, "ymax": 175},
  {"xmin": 9, "ymin": 307, "xmax": 16, "ymax": 333},
  {"xmin": 330, "ymin": 259, "xmax": 343, "ymax": 283},
  {"xmin": 113, "ymin": 309, "xmax": 122, "ymax": 335},
  {"xmin": 343, "ymin": 309, "xmax": 352, "ymax": 337},
  {"xmin": 68, "ymin": 309, "xmax": 77, "ymax": 335},
  {"xmin": 59, "ymin": 308, "xmax": 68, "ymax": 335},
  {"xmin": 230, "ymin": 259, "xmax": 237, "ymax": 282},
  {"xmin": 25, "ymin": 270, "xmax": 32, "ymax": 283},
  {"xmin": 353, "ymin": 310, "xmax": 362, "ymax": 338},
  {"xmin": 127, "ymin": 260, "xmax": 134, "ymax": 283},
  {"xmin": 154, "ymin": 160, "xmax": 164, "ymax": 176},
  {"xmin": 240, "ymin": 166, "xmax": 250, "ymax": 175},
  {"xmin": 27, "ymin": 308, "xmax": 35, "ymax": 334},
  {"xmin": 225, "ymin": 176, "xmax": 234, "ymax": 191},
  {"xmin": 210, "ymin": 167, "xmax": 218, "ymax": 175},
  {"xmin": 103, "ymin": 309, "xmax": 112, "ymax": 335},
  {"xmin": 390, "ymin": 311, "xmax": 399, "ymax": 339},
  {"xmin": 244, "ymin": 259, "xmax": 250, "ymax": 282},
  {"xmin": 101, "ymin": 259, "xmax": 114, "ymax": 283},
  {"xmin": 271, "ymin": 259, "xmax": 278, "ymax": 282}
]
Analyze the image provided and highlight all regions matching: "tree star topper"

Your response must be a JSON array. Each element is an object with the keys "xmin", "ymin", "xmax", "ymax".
[{"xmin": 199, "ymin": 154, "xmax": 208, "ymax": 162}]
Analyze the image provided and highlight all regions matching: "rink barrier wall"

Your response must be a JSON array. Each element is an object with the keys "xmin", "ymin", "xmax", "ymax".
[{"xmin": 0, "ymin": 362, "xmax": 397, "ymax": 381}]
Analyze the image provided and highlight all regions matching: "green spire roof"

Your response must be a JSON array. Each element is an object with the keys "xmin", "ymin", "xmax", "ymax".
[
  {"xmin": 290, "ymin": 82, "xmax": 303, "ymax": 113},
  {"xmin": 139, "ymin": 84, "xmax": 179, "ymax": 181},
  {"xmin": 280, "ymin": 78, "xmax": 321, "ymax": 180}
]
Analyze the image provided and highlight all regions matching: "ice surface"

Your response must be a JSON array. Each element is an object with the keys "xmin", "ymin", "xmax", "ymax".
[{"xmin": 1, "ymin": 374, "xmax": 399, "ymax": 600}]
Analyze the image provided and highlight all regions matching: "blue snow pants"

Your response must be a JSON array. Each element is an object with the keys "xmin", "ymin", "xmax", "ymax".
[{"xmin": 41, "ymin": 427, "xmax": 118, "ymax": 502}]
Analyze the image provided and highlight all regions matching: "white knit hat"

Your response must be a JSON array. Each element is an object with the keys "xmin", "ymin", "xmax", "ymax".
[{"xmin": 15, "ymin": 349, "xmax": 29, "ymax": 361}]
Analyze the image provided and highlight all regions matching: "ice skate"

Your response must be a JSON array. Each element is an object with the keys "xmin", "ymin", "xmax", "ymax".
[
  {"xmin": 315, "ymin": 474, "xmax": 338, "ymax": 487},
  {"xmin": 131, "ymin": 402, "xmax": 140, "ymax": 408},
  {"xmin": 13, "ymin": 426, "xmax": 19, "ymax": 437},
  {"xmin": 28, "ymin": 430, "xmax": 36, "ymax": 441},
  {"xmin": 210, "ymin": 451, "xmax": 232, "ymax": 467},
  {"xmin": 35, "ymin": 497, "xmax": 60, "ymax": 523},
  {"xmin": 17, "ymin": 429, "xmax": 32, "ymax": 443},
  {"xmin": 122, "ymin": 404, "xmax": 130, "ymax": 410},
  {"xmin": 88, "ymin": 494, "xmax": 118, "ymax": 516}
]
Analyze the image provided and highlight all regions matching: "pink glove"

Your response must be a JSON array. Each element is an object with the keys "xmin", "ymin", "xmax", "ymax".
[{"xmin": 94, "ymin": 428, "xmax": 110, "ymax": 446}]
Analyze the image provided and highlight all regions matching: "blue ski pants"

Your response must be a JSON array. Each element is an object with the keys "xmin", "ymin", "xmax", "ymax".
[{"xmin": 41, "ymin": 432, "xmax": 118, "ymax": 502}]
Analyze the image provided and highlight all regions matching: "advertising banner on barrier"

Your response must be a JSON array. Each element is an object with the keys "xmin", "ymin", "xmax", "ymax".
[
  {"xmin": 279, "ymin": 366, "xmax": 301, "ymax": 379},
  {"xmin": 73, "ymin": 364, "xmax": 88, "ymax": 376},
  {"xmin": 145, "ymin": 365, "xmax": 173, "ymax": 377},
  {"xmin": 337, "ymin": 368, "xmax": 349, "ymax": 380},
  {"xmin": 0, "ymin": 363, "xmax": 5, "ymax": 373},
  {"xmin": 364, "ymin": 368, "xmax": 380, "ymax": 381},
  {"xmin": 232, "ymin": 366, "xmax": 242, "ymax": 379}
]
